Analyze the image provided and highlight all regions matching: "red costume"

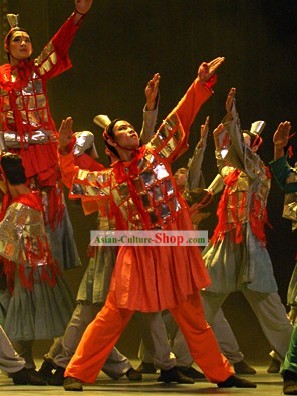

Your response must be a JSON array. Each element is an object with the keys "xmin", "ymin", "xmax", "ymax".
[
  {"xmin": 60, "ymin": 76, "xmax": 234, "ymax": 384},
  {"xmin": 0, "ymin": 12, "xmax": 84, "ymax": 227}
]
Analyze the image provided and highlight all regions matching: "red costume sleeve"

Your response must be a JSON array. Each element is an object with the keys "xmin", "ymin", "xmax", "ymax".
[
  {"xmin": 74, "ymin": 154, "xmax": 105, "ymax": 172},
  {"xmin": 59, "ymin": 151, "xmax": 79, "ymax": 189},
  {"xmin": 36, "ymin": 12, "xmax": 84, "ymax": 80},
  {"xmin": 169, "ymin": 78, "xmax": 212, "ymax": 137},
  {"xmin": 160, "ymin": 78, "xmax": 213, "ymax": 161}
]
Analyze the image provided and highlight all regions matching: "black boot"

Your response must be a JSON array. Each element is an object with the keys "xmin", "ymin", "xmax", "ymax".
[
  {"xmin": 125, "ymin": 367, "xmax": 142, "ymax": 381},
  {"xmin": 27, "ymin": 369, "xmax": 47, "ymax": 385},
  {"xmin": 12, "ymin": 368, "xmax": 46, "ymax": 385},
  {"xmin": 234, "ymin": 360, "xmax": 257, "ymax": 375},
  {"xmin": 176, "ymin": 366, "xmax": 205, "ymax": 379},
  {"xmin": 136, "ymin": 361, "xmax": 156, "ymax": 374},
  {"xmin": 37, "ymin": 359, "xmax": 55, "ymax": 382},
  {"xmin": 217, "ymin": 374, "xmax": 257, "ymax": 388},
  {"xmin": 267, "ymin": 357, "xmax": 281, "ymax": 373},
  {"xmin": 283, "ymin": 370, "xmax": 297, "ymax": 395},
  {"xmin": 47, "ymin": 367, "xmax": 65, "ymax": 386},
  {"xmin": 63, "ymin": 376, "xmax": 83, "ymax": 391},
  {"xmin": 158, "ymin": 367, "xmax": 195, "ymax": 384}
]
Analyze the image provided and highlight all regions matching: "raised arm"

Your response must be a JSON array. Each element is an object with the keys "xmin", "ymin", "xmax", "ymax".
[
  {"xmin": 212, "ymin": 123, "xmax": 233, "ymax": 176},
  {"xmin": 172, "ymin": 57, "xmax": 225, "ymax": 132},
  {"xmin": 144, "ymin": 73, "xmax": 160, "ymax": 111},
  {"xmin": 273, "ymin": 121, "xmax": 292, "ymax": 160},
  {"xmin": 58, "ymin": 117, "xmax": 79, "ymax": 188},
  {"xmin": 187, "ymin": 116, "xmax": 209, "ymax": 190},
  {"xmin": 36, "ymin": 0, "xmax": 93, "ymax": 80},
  {"xmin": 270, "ymin": 121, "xmax": 296, "ymax": 192},
  {"xmin": 140, "ymin": 73, "xmax": 160, "ymax": 144},
  {"xmin": 225, "ymin": 87, "xmax": 236, "ymax": 115},
  {"xmin": 213, "ymin": 123, "xmax": 226, "ymax": 151},
  {"xmin": 221, "ymin": 88, "xmax": 263, "ymax": 179},
  {"xmin": 144, "ymin": 58, "xmax": 224, "ymax": 164},
  {"xmin": 74, "ymin": 0, "xmax": 93, "ymax": 24}
]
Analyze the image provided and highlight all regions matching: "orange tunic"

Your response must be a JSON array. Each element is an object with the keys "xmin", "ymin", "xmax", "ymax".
[{"xmin": 60, "ymin": 78, "xmax": 212, "ymax": 312}]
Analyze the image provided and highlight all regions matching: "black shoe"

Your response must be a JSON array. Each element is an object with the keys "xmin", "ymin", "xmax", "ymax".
[
  {"xmin": 176, "ymin": 366, "xmax": 205, "ymax": 379},
  {"xmin": 267, "ymin": 357, "xmax": 281, "ymax": 373},
  {"xmin": 125, "ymin": 367, "xmax": 142, "ymax": 381},
  {"xmin": 136, "ymin": 361, "xmax": 156, "ymax": 374},
  {"xmin": 217, "ymin": 374, "xmax": 257, "ymax": 388},
  {"xmin": 27, "ymin": 369, "xmax": 47, "ymax": 385},
  {"xmin": 47, "ymin": 367, "xmax": 65, "ymax": 386},
  {"xmin": 234, "ymin": 360, "xmax": 257, "ymax": 375},
  {"xmin": 284, "ymin": 380, "xmax": 297, "ymax": 394},
  {"xmin": 12, "ymin": 368, "xmax": 46, "ymax": 385},
  {"xmin": 158, "ymin": 367, "xmax": 195, "ymax": 384},
  {"xmin": 38, "ymin": 360, "xmax": 55, "ymax": 381},
  {"xmin": 63, "ymin": 377, "xmax": 83, "ymax": 391}
]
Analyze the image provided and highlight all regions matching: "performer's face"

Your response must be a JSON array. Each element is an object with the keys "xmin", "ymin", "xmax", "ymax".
[
  {"xmin": 8, "ymin": 31, "xmax": 32, "ymax": 62},
  {"xmin": 112, "ymin": 121, "xmax": 140, "ymax": 150},
  {"xmin": 174, "ymin": 168, "xmax": 188, "ymax": 188}
]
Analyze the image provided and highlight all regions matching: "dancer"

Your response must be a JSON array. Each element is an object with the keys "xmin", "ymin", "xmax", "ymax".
[
  {"xmin": 201, "ymin": 88, "xmax": 293, "ymax": 374},
  {"xmin": 0, "ymin": 153, "xmax": 74, "ymax": 374},
  {"xmin": 0, "ymin": 0, "xmax": 93, "ymax": 367},
  {"xmin": 0, "ymin": 0, "xmax": 93, "ymax": 268},
  {"xmin": 137, "ymin": 116, "xmax": 256, "ymax": 376},
  {"xmin": 58, "ymin": 57, "xmax": 256, "ymax": 391},
  {"xmin": 270, "ymin": 120, "xmax": 297, "ymax": 395},
  {"xmin": 38, "ymin": 73, "xmax": 161, "ymax": 385}
]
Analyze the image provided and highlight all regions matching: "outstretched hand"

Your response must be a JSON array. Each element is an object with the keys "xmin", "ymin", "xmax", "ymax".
[
  {"xmin": 145, "ymin": 73, "xmax": 161, "ymax": 111},
  {"xmin": 225, "ymin": 87, "xmax": 236, "ymax": 114},
  {"xmin": 201, "ymin": 116, "xmax": 209, "ymax": 139},
  {"xmin": 213, "ymin": 123, "xmax": 225, "ymax": 138},
  {"xmin": 75, "ymin": 0, "xmax": 93, "ymax": 14},
  {"xmin": 273, "ymin": 121, "xmax": 292, "ymax": 149},
  {"xmin": 198, "ymin": 57, "xmax": 225, "ymax": 84},
  {"xmin": 197, "ymin": 116, "xmax": 209, "ymax": 149},
  {"xmin": 58, "ymin": 117, "xmax": 74, "ymax": 154}
]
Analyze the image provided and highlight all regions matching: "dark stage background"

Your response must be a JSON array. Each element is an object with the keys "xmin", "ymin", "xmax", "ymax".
[{"xmin": 5, "ymin": 0, "xmax": 297, "ymax": 364}]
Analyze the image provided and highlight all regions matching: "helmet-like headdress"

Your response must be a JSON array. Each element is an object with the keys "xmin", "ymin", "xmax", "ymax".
[
  {"xmin": 7, "ymin": 14, "xmax": 19, "ymax": 29},
  {"xmin": 243, "ymin": 120, "xmax": 266, "ymax": 151},
  {"xmin": 93, "ymin": 114, "xmax": 123, "ymax": 160},
  {"xmin": 4, "ymin": 13, "xmax": 20, "ymax": 49},
  {"xmin": 93, "ymin": 114, "xmax": 111, "ymax": 130}
]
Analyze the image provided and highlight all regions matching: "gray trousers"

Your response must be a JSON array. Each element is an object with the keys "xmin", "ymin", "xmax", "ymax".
[
  {"xmin": 0, "ymin": 326, "xmax": 24, "ymax": 374},
  {"xmin": 138, "ymin": 306, "xmax": 244, "ymax": 369},
  {"xmin": 46, "ymin": 301, "xmax": 132, "ymax": 379},
  {"xmin": 202, "ymin": 289, "xmax": 293, "ymax": 362}
]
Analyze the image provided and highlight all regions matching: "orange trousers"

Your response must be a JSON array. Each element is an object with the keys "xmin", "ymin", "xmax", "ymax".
[{"xmin": 65, "ymin": 291, "xmax": 234, "ymax": 383}]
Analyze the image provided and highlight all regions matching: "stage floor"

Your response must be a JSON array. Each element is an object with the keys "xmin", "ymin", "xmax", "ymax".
[{"xmin": 0, "ymin": 361, "xmax": 285, "ymax": 396}]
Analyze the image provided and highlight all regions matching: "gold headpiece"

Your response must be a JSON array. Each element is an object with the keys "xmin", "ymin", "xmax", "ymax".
[
  {"xmin": 93, "ymin": 114, "xmax": 111, "ymax": 129},
  {"xmin": 7, "ymin": 14, "xmax": 19, "ymax": 29}
]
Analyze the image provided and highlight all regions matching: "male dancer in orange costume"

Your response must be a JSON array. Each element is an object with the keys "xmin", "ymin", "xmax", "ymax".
[{"xmin": 58, "ymin": 57, "xmax": 256, "ymax": 391}]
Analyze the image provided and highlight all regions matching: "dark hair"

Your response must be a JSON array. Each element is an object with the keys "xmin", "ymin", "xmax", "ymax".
[
  {"xmin": 1, "ymin": 153, "xmax": 26, "ymax": 185},
  {"xmin": 103, "ymin": 118, "xmax": 123, "ymax": 159}
]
